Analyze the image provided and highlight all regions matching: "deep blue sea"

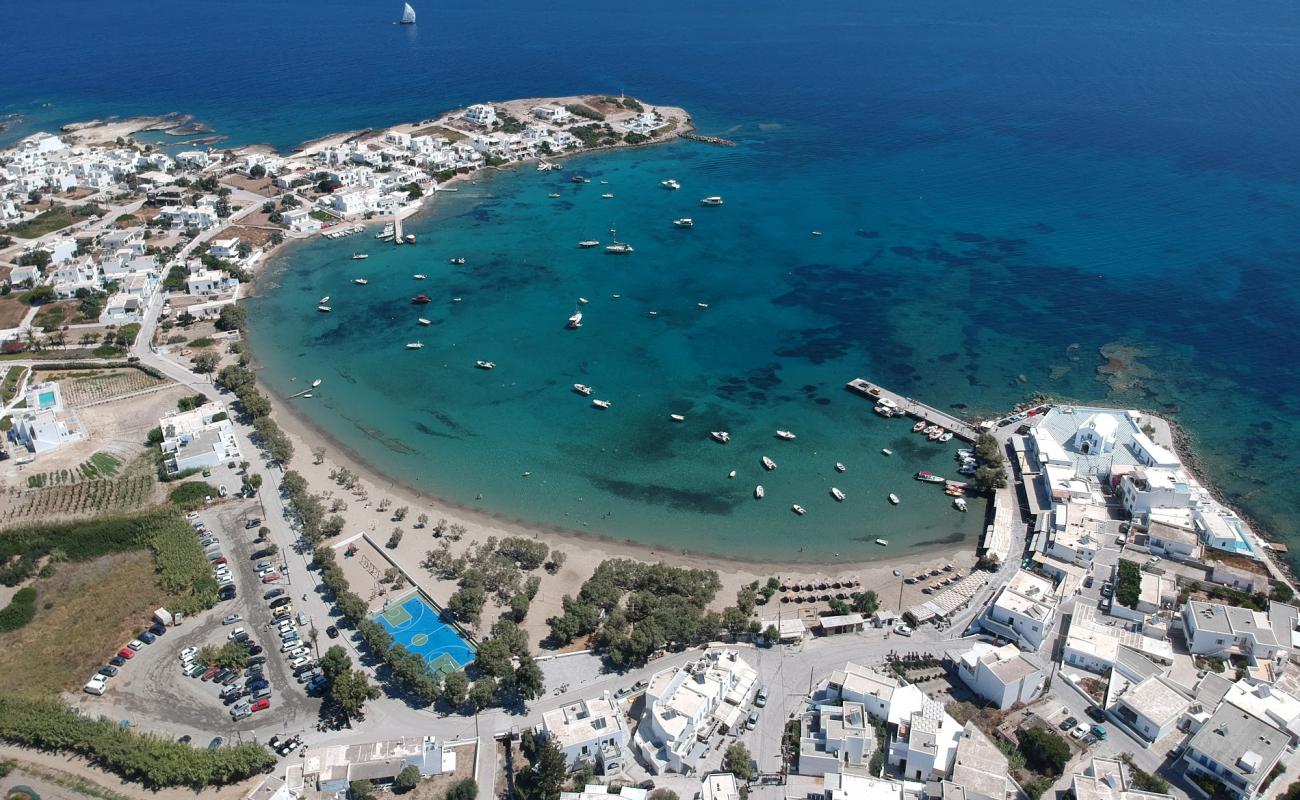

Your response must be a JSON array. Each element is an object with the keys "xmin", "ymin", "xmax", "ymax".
[{"xmin": 6, "ymin": 0, "xmax": 1300, "ymax": 563}]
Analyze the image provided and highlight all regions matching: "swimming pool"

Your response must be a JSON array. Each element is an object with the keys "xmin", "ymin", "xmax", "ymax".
[{"xmin": 374, "ymin": 592, "xmax": 475, "ymax": 676}]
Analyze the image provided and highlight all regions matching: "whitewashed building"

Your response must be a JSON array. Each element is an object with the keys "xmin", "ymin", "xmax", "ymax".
[
  {"xmin": 953, "ymin": 641, "xmax": 1045, "ymax": 710},
  {"xmin": 541, "ymin": 695, "xmax": 627, "ymax": 774},
  {"xmin": 634, "ymin": 649, "xmax": 757, "ymax": 775},
  {"xmin": 158, "ymin": 402, "xmax": 241, "ymax": 474}
]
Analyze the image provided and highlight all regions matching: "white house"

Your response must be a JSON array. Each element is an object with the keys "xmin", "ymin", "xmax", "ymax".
[
  {"xmin": 1071, "ymin": 756, "xmax": 1175, "ymax": 800},
  {"xmin": 797, "ymin": 701, "xmax": 875, "ymax": 776},
  {"xmin": 99, "ymin": 292, "xmax": 143, "ymax": 323},
  {"xmin": 462, "ymin": 104, "xmax": 498, "ymax": 127},
  {"xmin": 1146, "ymin": 519, "xmax": 1201, "ymax": 560},
  {"xmin": 1110, "ymin": 675, "xmax": 1189, "ymax": 744},
  {"xmin": 186, "ymin": 270, "xmax": 238, "ymax": 296},
  {"xmin": 531, "ymin": 105, "xmax": 572, "ymax": 124},
  {"xmin": 634, "ymin": 649, "xmax": 757, "ymax": 775},
  {"xmin": 300, "ymin": 736, "xmax": 457, "ymax": 795},
  {"xmin": 281, "ymin": 208, "xmax": 321, "ymax": 233},
  {"xmin": 978, "ymin": 571, "xmax": 1058, "ymax": 652},
  {"xmin": 541, "ymin": 695, "xmax": 627, "ymax": 775},
  {"xmin": 10, "ymin": 381, "xmax": 83, "ymax": 455},
  {"xmin": 207, "ymin": 237, "xmax": 242, "ymax": 259},
  {"xmin": 1182, "ymin": 704, "xmax": 1287, "ymax": 800},
  {"xmin": 953, "ymin": 642, "xmax": 1045, "ymax": 710},
  {"xmin": 1181, "ymin": 600, "xmax": 1296, "ymax": 662},
  {"xmin": 1045, "ymin": 501, "xmax": 1107, "ymax": 567},
  {"xmin": 1118, "ymin": 467, "xmax": 1194, "ymax": 518},
  {"xmin": 1072, "ymin": 412, "xmax": 1118, "ymax": 455},
  {"xmin": 158, "ymin": 402, "xmax": 241, "ymax": 474}
]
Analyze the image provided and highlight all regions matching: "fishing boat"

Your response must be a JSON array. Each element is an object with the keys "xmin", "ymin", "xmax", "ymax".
[
  {"xmin": 475, "ymin": 360, "xmax": 495, "ymax": 370},
  {"xmin": 928, "ymin": 428, "xmax": 946, "ymax": 441},
  {"xmin": 567, "ymin": 310, "xmax": 583, "ymax": 329},
  {"xmin": 912, "ymin": 421, "xmax": 927, "ymax": 432},
  {"xmin": 592, "ymin": 399, "xmax": 611, "ymax": 409},
  {"xmin": 674, "ymin": 218, "xmax": 694, "ymax": 228},
  {"xmin": 573, "ymin": 384, "xmax": 593, "ymax": 396},
  {"xmin": 353, "ymin": 278, "xmax": 368, "ymax": 285},
  {"xmin": 376, "ymin": 224, "xmax": 395, "ymax": 240},
  {"xmin": 548, "ymin": 193, "xmax": 561, "ymax": 199},
  {"xmin": 830, "ymin": 487, "xmax": 846, "ymax": 502},
  {"xmin": 874, "ymin": 404, "xmax": 898, "ymax": 418},
  {"xmin": 955, "ymin": 449, "xmax": 974, "ymax": 460},
  {"xmin": 317, "ymin": 305, "xmax": 332, "ymax": 313},
  {"xmin": 835, "ymin": 462, "xmax": 846, "ymax": 473},
  {"xmin": 571, "ymin": 175, "xmax": 590, "ymax": 184},
  {"xmin": 411, "ymin": 294, "xmax": 431, "ymax": 304},
  {"xmin": 399, "ymin": 2, "xmax": 416, "ymax": 24},
  {"xmin": 959, "ymin": 463, "xmax": 977, "ymax": 475},
  {"xmin": 448, "ymin": 257, "xmax": 466, "ymax": 265},
  {"xmin": 352, "ymin": 253, "xmax": 369, "ymax": 260},
  {"xmin": 601, "ymin": 193, "xmax": 614, "ymax": 199},
  {"xmin": 776, "ymin": 430, "xmax": 796, "ymax": 441},
  {"xmin": 915, "ymin": 471, "xmax": 945, "ymax": 484},
  {"xmin": 878, "ymin": 397, "xmax": 898, "ymax": 410},
  {"xmin": 881, "ymin": 448, "xmax": 892, "ymax": 456},
  {"xmin": 952, "ymin": 497, "xmax": 968, "ymax": 512},
  {"xmin": 405, "ymin": 342, "xmax": 423, "ymax": 350},
  {"xmin": 577, "ymin": 297, "xmax": 589, "ymax": 305},
  {"xmin": 669, "ymin": 413, "xmax": 685, "ymax": 422},
  {"xmin": 319, "ymin": 295, "xmax": 330, "ymax": 304},
  {"xmin": 661, "ymin": 179, "xmax": 681, "ymax": 190},
  {"xmin": 761, "ymin": 456, "xmax": 777, "ymax": 471},
  {"xmin": 578, "ymin": 240, "xmax": 600, "ymax": 248},
  {"xmin": 405, "ymin": 234, "xmax": 416, "ymax": 244},
  {"xmin": 888, "ymin": 493, "xmax": 900, "ymax": 505},
  {"xmin": 711, "ymin": 431, "xmax": 731, "ymax": 444},
  {"xmin": 939, "ymin": 432, "xmax": 954, "ymax": 442},
  {"xmin": 412, "ymin": 273, "xmax": 427, "ymax": 280},
  {"xmin": 700, "ymin": 196, "xmax": 724, "ymax": 206},
  {"xmin": 811, "ymin": 231, "xmax": 823, "ymax": 236},
  {"xmin": 754, "ymin": 485, "xmax": 765, "ymax": 499},
  {"xmin": 876, "ymin": 538, "xmax": 889, "ymax": 546},
  {"xmin": 605, "ymin": 242, "xmax": 634, "ymax": 254},
  {"xmin": 417, "ymin": 318, "xmax": 431, "ymax": 326},
  {"xmin": 646, "ymin": 310, "xmax": 659, "ymax": 317},
  {"xmin": 697, "ymin": 302, "xmax": 709, "ymax": 310},
  {"xmin": 791, "ymin": 504, "xmax": 806, "ymax": 515}
]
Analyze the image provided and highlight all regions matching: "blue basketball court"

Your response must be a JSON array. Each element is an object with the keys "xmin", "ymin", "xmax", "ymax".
[{"xmin": 374, "ymin": 592, "xmax": 475, "ymax": 675}]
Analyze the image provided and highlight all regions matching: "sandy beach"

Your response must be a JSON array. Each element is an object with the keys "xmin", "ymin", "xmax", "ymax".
[{"xmin": 262, "ymin": 384, "xmax": 977, "ymax": 650}]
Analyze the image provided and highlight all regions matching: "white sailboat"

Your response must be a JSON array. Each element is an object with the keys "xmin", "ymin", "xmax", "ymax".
[{"xmin": 399, "ymin": 2, "xmax": 416, "ymax": 24}]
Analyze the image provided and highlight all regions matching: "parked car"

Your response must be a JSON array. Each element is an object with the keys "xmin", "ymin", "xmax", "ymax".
[
  {"xmin": 185, "ymin": 663, "xmax": 205, "ymax": 678},
  {"xmin": 201, "ymin": 666, "xmax": 220, "ymax": 681},
  {"xmin": 1085, "ymin": 706, "xmax": 1106, "ymax": 722},
  {"xmin": 83, "ymin": 676, "xmax": 107, "ymax": 695},
  {"xmin": 1059, "ymin": 716, "xmax": 1078, "ymax": 731},
  {"xmin": 1147, "ymin": 556, "xmax": 1161, "ymax": 567},
  {"xmin": 746, "ymin": 711, "xmax": 759, "ymax": 730},
  {"xmin": 1090, "ymin": 724, "xmax": 1108, "ymax": 740},
  {"xmin": 297, "ymin": 669, "xmax": 321, "ymax": 684},
  {"xmin": 269, "ymin": 596, "xmax": 291, "ymax": 608},
  {"xmin": 222, "ymin": 614, "xmax": 242, "ymax": 625},
  {"xmin": 247, "ymin": 656, "xmax": 267, "ymax": 666},
  {"xmin": 138, "ymin": 631, "xmax": 156, "ymax": 644},
  {"xmin": 262, "ymin": 573, "xmax": 281, "ymax": 583},
  {"xmin": 755, "ymin": 686, "xmax": 769, "ymax": 708},
  {"xmin": 149, "ymin": 623, "xmax": 167, "ymax": 636},
  {"xmin": 307, "ymin": 675, "xmax": 329, "ymax": 693},
  {"xmin": 289, "ymin": 656, "xmax": 311, "ymax": 670},
  {"xmin": 210, "ymin": 556, "xmax": 228, "ymax": 566},
  {"xmin": 180, "ymin": 646, "xmax": 198, "ymax": 660},
  {"xmin": 230, "ymin": 706, "xmax": 251, "ymax": 721},
  {"xmin": 894, "ymin": 623, "xmax": 913, "ymax": 637},
  {"xmin": 1070, "ymin": 724, "xmax": 1088, "ymax": 740},
  {"xmin": 326, "ymin": 625, "xmax": 339, "ymax": 639},
  {"xmin": 245, "ymin": 518, "xmax": 261, "ymax": 529},
  {"xmin": 250, "ymin": 698, "xmax": 271, "ymax": 712},
  {"xmin": 265, "ymin": 589, "xmax": 286, "ymax": 600},
  {"xmin": 117, "ymin": 648, "xmax": 135, "ymax": 660},
  {"xmin": 288, "ymin": 647, "xmax": 309, "ymax": 660},
  {"xmin": 246, "ymin": 678, "xmax": 269, "ymax": 691},
  {"xmin": 244, "ymin": 643, "xmax": 264, "ymax": 656},
  {"xmin": 127, "ymin": 639, "xmax": 144, "ymax": 651},
  {"xmin": 252, "ymin": 687, "xmax": 271, "ymax": 700},
  {"xmin": 97, "ymin": 665, "xmax": 119, "ymax": 678},
  {"xmin": 228, "ymin": 627, "xmax": 247, "ymax": 640},
  {"xmin": 177, "ymin": 735, "xmax": 192, "ymax": 745},
  {"xmin": 208, "ymin": 737, "xmax": 223, "ymax": 749},
  {"xmin": 110, "ymin": 655, "xmax": 127, "ymax": 667}
]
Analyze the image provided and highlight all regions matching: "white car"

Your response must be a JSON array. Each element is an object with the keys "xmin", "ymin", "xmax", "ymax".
[
  {"xmin": 1070, "ymin": 724, "xmax": 1088, "ymax": 740},
  {"xmin": 280, "ymin": 640, "xmax": 300, "ymax": 652},
  {"xmin": 288, "ymin": 656, "xmax": 310, "ymax": 669},
  {"xmin": 180, "ymin": 646, "xmax": 198, "ymax": 661},
  {"xmin": 127, "ymin": 639, "xmax": 145, "ymax": 651},
  {"xmin": 287, "ymin": 647, "xmax": 309, "ymax": 660},
  {"xmin": 228, "ymin": 627, "xmax": 247, "ymax": 640},
  {"xmin": 83, "ymin": 676, "xmax": 107, "ymax": 695},
  {"xmin": 893, "ymin": 624, "xmax": 914, "ymax": 637}
]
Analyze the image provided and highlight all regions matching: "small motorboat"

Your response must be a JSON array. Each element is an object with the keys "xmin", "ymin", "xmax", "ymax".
[
  {"xmin": 669, "ymin": 413, "xmax": 685, "ymax": 422},
  {"xmin": 412, "ymin": 294, "xmax": 431, "ymax": 304},
  {"xmin": 830, "ymin": 487, "xmax": 846, "ymax": 502},
  {"xmin": 605, "ymin": 242, "xmax": 634, "ymax": 254},
  {"xmin": 661, "ymin": 179, "xmax": 680, "ymax": 190},
  {"xmin": 791, "ymin": 504, "xmax": 806, "ymax": 516},
  {"xmin": 761, "ymin": 456, "xmax": 777, "ymax": 471},
  {"xmin": 835, "ymin": 462, "xmax": 846, "ymax": 473},
  {"xmin": 452, "ymin": 297, "xmax": 462, "ymax": 303},
  {"xmin": 674, "ymin": 218, "xmax": 694, "ymax": 228},
  {"xmin": 317, "ymin": 305, "xmax": 332, "ymax": 313},
  {"xmin": 417, "ymin": 318, "xmax": 431, "ymax": 326},
  {"xmin": 888, "ymin": 493, "xmax": 900, "ymax": 505},
  {"xmin": 776, "ymin": 430, "xmax": 796, "ymax": 441},
  {"xmin": 912, "ymin": 421, "xmax": 927, "ymax": 432},
  {"xmin": 548, "ymin": 193, "xmax": 561, "ymax": 199},
  {"xmin": 573, "ymin": 384, "xmax": 593, "ymax": 396},
  {"xmin": 928, "ymin": 428, "xmax": 946, "ymax": 441},
  {"xmin": 475, "ymin": 360, "xmax": 495, "ymax": 370},
  {"xmin": 449, "ymin": 257, "xmax": 466, "ymax": 265},
  {"xmin": 352, "ymin": 253, "xmax": 369, "ymax": 260},
  {"xmin": 939, "ymin": 432, "xmax": 954, "ymax": 442},
  {"xmin": 876, "ymin": 538, "xmax": 889, "ymax": 546},
  {"xmin": 611, "ymin": 293, "xmax": 621, "ymax": 299},
  {"xmin": 700, "ymin": 196, "xmax": 724, "ymax": 206},
  {"xmin": 405, "ymin": 342, "xmax": 423, "ymax": 350},
  {"xmin": 696, "ymin": 302, "xmax": 709, "ymax": 310},
  {"xmin": 577, "ymin": 297, "xmax": 589, "ymax": 305},
  {"xmin": 319, "ymin": 295, "xmax": 330, "ymax": 304},
  {"xmin": 811, "ymin": 231, "xmax": 822, "ymax": 237},
  {"xmin": 881, "ymin": 448, "xmax": 893, "ymax": 456},
  {"xmin": 405, "ymin": 234, "xmax": 416, "ymax": 244},
  {"xmin": 601, "ymin": 193, "xmax": 615, "ymax": 199},
  {"xmin": 578, "ymin": 240, "xmax": 600, "ymax": 248},
  {"xmin": 592, "ymin": 399, "xmax": 612, "ymax": 409},
  {"xmin": 754, "ymin": 485, "xmax": 765, "ymax": 499},
  {"xmin": 711, "ymin": 431, "xmax": 731, "ymax": 444},
  {"xmin": 567, "ymin": 311, "xmax": 583, "ymax": 329},
  {"xmin": 728, "ymin": 470, "xmax": 737, "ymax": 478},
  {"xmin": 955, "ymin": 449, "xmax": 974, "ymax": 459},
  {"xmin": 353, "ymin": 278, "xmax": 368, "ymax": 285},
  {"xmin": 571, "ymin": 175, "xmax": 590, "ymax": 184},
  {"xmin": 646, "ymin": 310, "xmax": 658, "ymax": 317},
  {"xmin": 953, "ymin": 497, "xmax": 968, "ymax": 512},
  {"xmin": 915, "ymin": 471, "xmax": 945, "ymax": 484}
]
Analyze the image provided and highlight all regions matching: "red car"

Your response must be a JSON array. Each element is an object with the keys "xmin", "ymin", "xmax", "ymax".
[
  {"xmin": 211, "ymin": 556, "xmax": 228, "ymax": 566},
  {"xmin": 117, "ymin": 648, "xmax": 135, "ymax": 660},
  {"xmin": 261, "ymin": 572, "xmax": 281, "ymax": 583},
  {"xmin": 201, "ymin": 666, "xmax": 221, "ymax": 681},
  {"xmin": 250, "ymin": 698, "xmax": 270, "ymax": 712}
]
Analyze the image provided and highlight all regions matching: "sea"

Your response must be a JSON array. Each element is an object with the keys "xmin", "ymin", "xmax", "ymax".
[{"xmin": 4, "ymin": 0, "xmax": 1300, "ymax": 564}]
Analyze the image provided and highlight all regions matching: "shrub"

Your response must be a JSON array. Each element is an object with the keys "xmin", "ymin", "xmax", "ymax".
[
  {"xmin": 0, "ymin": 587, "xmax": 38, "ymax": 632},
  {"xmin": 1019, "ymin": 727, "xmax": 1070, "ymax": 776},
  {"xmin": 1115, "ymin": 559, "xmax": 1142, "ymax": 609},
  {"xmin": 168, "ymin": 482, "xmax": 217, "ymax": 511}
]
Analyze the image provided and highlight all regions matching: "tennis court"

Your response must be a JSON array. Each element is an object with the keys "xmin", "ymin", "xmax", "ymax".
[{"xmin": 374, "ymin": 592, "xmax": 475, "ymax": 676}]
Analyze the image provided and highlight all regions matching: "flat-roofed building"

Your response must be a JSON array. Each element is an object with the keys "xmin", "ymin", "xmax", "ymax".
[
  {"xmin": 1182, "ymin": 705, "xmax": 1287, "ymax": 800},
  {"xmin": 1071, "ymin": 756, "xmax": 1175, "ymax": 800},
  {"xmin": 301, "ymin": 736, "xmax": 456, "ymax": 796},
  {"xmin": 1182, "ymin": 600, "xmax": 1297, "ymax": 661},
  {"xmin": 826, "ymin": 662, "xmax": 897, "ymax": 721},
  {"xmin": 542, "ymin": 694, "xmax": 627, "ymax": 774},
  {"xmin": 979, "ymin": 570, "xmax": 1058, "ymax": 652},
  {"xmin": 634, "ymin": 649, "xmax": 756, "ymax": 775},
  {"xmin": 948, "ymin": 723, "xmax": 1015, "ymax": 800},
  {"xmin": 1110, "ymin": 675, "xmax": 1190, "ymax": 743},
  {"xmin": 953, "ymin": 641, "xmax": 1045, "ymax": 710},
  {"xmin": 797, "ymin": 701, "xmax": 875, "ymax": 776}
]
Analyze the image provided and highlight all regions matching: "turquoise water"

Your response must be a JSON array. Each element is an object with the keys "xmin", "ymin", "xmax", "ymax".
[{"xmin": 6, "ymin": 0, "xmax": 1300, "ymax": 563}]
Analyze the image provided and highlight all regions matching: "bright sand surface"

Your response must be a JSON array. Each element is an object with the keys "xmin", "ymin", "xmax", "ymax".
[{"xmin": 268, "ymin": 398, "xmax": 975, "ymax": 649}]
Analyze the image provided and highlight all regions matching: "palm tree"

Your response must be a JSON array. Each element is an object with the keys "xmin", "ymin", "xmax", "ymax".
[{"xmin": 78, "ymin": 332, "xmax": 94, "ymax": 347}]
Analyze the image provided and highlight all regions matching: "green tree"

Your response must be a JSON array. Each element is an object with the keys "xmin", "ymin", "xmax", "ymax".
[
  {"xmin": 971, "ymin": 464, "xmax": 1007, "ymax": 492},
  {"xmin": 193, "ymin": 351, "xmax": 220, "ymax": 373},
  {"xmin": 468, "ymin": 676, "xmax": 497, "ymax": 710},
  {"xmin": 393, "ymin": 764, "xmax": 420, "ymax": 793},
  {"xmin": 515, "ymin": 730, "xmax": 566, "ymax": 800},
  {"xmin": 215, "ymin": 304, "xmax": 246, "ymax": 332},
  {"xmin": 1019, "ymin": 727, "xmax": 1070, "ymax": 776},
  {"xmin": 442, "ymin": 670, "xmax": 469, "ymax": 709},
  {"xmin": 723, "ymin": 742, "xmax": 754, "ymax": 780},
  {"xmin": 853, "ymin": 590, "xmax": 879, "ymax": 616},
  {"xmin": 320, "ymin": 645, "xmax": 352, "ymax": 680},
  {"xmin": 446, "ymin": 778, "xmax": 478, "ymax": 800},
  {"xmin": 329, "ymin": 668, "xmax": 380, "ymax": 723},
  {"xmin": 350, "ymin": 780, "xmax": 375, "ymax": 800},
  {"xmin": 249, "ymin": 164, "xmax": 267, "ymax": 179},
  {"xmin": 511, "ymin": 653, "xmax": 545, "ymax": 702}
]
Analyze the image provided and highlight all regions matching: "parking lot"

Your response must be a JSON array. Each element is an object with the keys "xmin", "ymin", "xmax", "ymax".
[{"xmin": 79, "ymin": 499, "xmax": 324, "ymax": 740}]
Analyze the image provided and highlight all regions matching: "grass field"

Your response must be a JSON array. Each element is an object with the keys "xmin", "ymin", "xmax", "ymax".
[
  {"xmin": 0, "ymin": 366, "xmax": 27, "ymax": 403},
  {"xmin": 6, "ymin": 208, "xmax": 76, "ymax": 239},
  {"xmin": 0, "ymin": 552, "xmax": 167, "ymax": 697}
]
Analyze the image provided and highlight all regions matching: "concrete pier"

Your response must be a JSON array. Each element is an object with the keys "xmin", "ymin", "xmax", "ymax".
[{"xmin": 845, "ymin": 378, "xmax": 980, "ymax": 442}]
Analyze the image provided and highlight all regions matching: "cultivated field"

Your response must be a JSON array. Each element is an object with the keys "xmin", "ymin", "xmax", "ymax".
[{"xmin": 39, "ymin": 368, "xmax": 172, "ymax": 408}]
